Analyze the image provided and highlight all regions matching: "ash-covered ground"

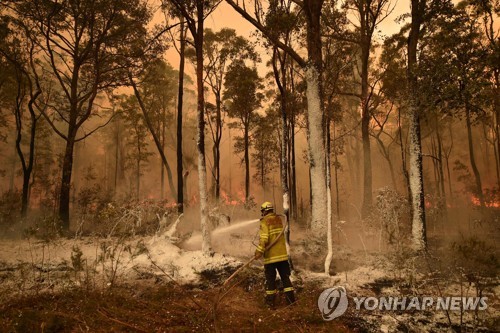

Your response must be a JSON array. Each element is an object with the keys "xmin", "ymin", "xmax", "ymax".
[{"xmin": 0, "ymin": 208, "xmax": 498, "ymax": 332}]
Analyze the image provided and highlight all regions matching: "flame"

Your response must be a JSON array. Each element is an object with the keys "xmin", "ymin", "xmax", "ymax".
[
  {"xmin": 236, "ymin": 190, "xmax": 246, "ymax": 203},
  {"xmin": 470, "ymin": 195, "xmax": 500, "ymax": 208},
  {"xmin": 220, "ymin": 190, "xmax": 239, "ymax": 206}
]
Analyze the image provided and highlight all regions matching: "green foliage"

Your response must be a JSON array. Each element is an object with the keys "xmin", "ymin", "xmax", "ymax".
[
  {"xmin": 264, "ymin": 0, "xmax": 300, "ymax": 39},
  {"xmin": 252, "ymin": 111, "xmax": 280, "ymax": 186},
  {"xmin": 224, "ymin": 61, "xmax": 263, "ymax": 129},
  {"xmin": 141, "ymin": 59, "xmax": 178, "ymax": 128},
  {"xmin": 417, "ymin": 1, "xmax": 490, "ymax": 118},
  {"xmin": 17, "ymin": 0, "xmax": 155, "ymax": 87}
]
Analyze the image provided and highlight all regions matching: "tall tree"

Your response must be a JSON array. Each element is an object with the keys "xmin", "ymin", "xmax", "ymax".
[
  {"xmin": 264, "ymin": 0, "xmax": 300, "ymax": 263},
  {"xmin": 168, "ymin": 0, "xmax": 221, "ymax": 253},
  {"xmin": 176, "ymin": 18, "xmax": 186, "ymax": 213},
  {"xmin": 0, "ymin": 18, "xmax": 44, "ymax": 216},
  {"xmin": 163, "ymin": 12, "xmax": 188, "ymax": 213},
  {"xmin": 407, "ymin": 0, "xmax": 427, "ymax": 250},
  {"xmin": 224, "ymin": 60, "xmax": 263, "ymax": 203},
  {"xmin": 252, "ymin": 111, "xmax": 280, "ymax": 193},
  {"xmin": 470, "ymin": 0, "xmax": 500, "ymax": 190},
  {"xmin": 226, "ymin": 0, "xmax": 328, "ymax": 237},
  {"xmin": 322, "ymin": 3, "xmax": 357, "ymax": 272},
  {"xmin": 119, "ymin": 95, "xmax": 153, "ymax": 199},
  {"xmin": 192, "ymin": 28, "xmax": 258, "ymax": 201},
  {"xmin": 418, "ymin": 2, "xmax": 490, "ymax": 207},
  {"xmin": 13, "ymin": 0, "xmax": 152, "ymax": 230},
  {"xmin": 345, "ymin": 0, "xmax": 393, "ymax": 217},
  {"xmin": 138, "ymin": 60, "xmax": 178, "ymax": 201}
]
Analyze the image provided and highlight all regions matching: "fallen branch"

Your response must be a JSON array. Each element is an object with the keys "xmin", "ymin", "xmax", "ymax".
[{"xmin": 97, "ymin": 308, "xmax": 148, "ymax": 333}]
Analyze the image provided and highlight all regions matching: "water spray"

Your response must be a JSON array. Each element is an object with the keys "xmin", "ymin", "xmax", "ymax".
[{"xmin": 212, "ymin": 219, "xmax": 259, "ymax": 236}]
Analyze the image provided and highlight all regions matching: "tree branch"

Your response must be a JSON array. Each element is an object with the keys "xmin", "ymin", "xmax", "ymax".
[
  {"xmin": 75, "ymin": 112, "xmax": 118, "ymax": 142},
  {"xmin": 225, "ymin": 0, "xmax": 306, "ymax": 67}
]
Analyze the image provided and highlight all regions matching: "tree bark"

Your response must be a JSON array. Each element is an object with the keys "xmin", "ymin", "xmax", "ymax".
[
  {"xmin": 324, "ymin": 107, "xmax": 333, "ymax": 275},
  {"xmin": 177, "ymin": 18, "xmax": 186, "ymax": 213},
  {"xmin": 161, "ymin": 115, "xmax": 165, "ymax": 200},
  {"xmin": 244, "ymin": 125, "xmax": 250, "ymax": 203},
  {"xmin": 195, "ymin": 0, "xmax": 211, "ymax": 253},
  {"xmin": 59, "ymin": 133, "xmax": 76, "ymax": 230},
  {"xmin": 129, "ymin": 75, "xmax": 177, "ymax": 200},
  {"xmin": 214, "ymin": 92, "xmax": 222, "ymax": 201},
  {"xmin": 136, "ymin": 134, "xmax": 141, "ymax": 200},
  {"xmin": 290, "ymin": 100, "xmax": 298, "ymax": 220},
  {"xmin": 435, "ymin": 121, "xmax": 447, "ymax": 220},
  {"xmin": 398, "ymin": 110, "xmax": 411, "ymax": 203},
  {"xmin": 360, "ymin": 42, "xmax": 373, "ymax": 218},
  {"xmin": 407, "ymin": 0, "xmax": 427, "ymax": 251},
  {"xmin": 333, "ymin": 121, "xmax": 341, "ymax": 218},
  {"xmin": 272, "ymin": 47, "xmax": 294, "ymax": 270},
  {"xmin": 465, "ymin": 103, "xmax": 485, "ymax": 207},
  {"xmin": 304, "ymin": 0, "xmax": 327, "ymax": 237},
  {"xmin": 14, "ymin": 78, "xmax": 40, "ymax": 218},
  {"xmin": 445, "ymin": 123, "xmax": 454, "ymax": 203},
  {"xmin": 374, "ymin": 134, "xmax": 397, "ymax": 191},
  {"xmin": 495, "ymin": 75, "xmax": 500, "ymax": 190},
  {"xmin": 407, "ymin": 110, "xmax": 426, "ymax": 250}
]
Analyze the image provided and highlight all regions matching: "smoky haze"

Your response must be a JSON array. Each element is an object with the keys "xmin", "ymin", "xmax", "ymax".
[{"xmin": 0, "ymin": 0, "xmax": 499, "ymax": 331}]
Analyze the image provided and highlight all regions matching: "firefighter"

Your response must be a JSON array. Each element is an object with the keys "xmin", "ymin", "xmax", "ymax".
[{"xmin": 254, "ymin": 201, "xmax": 295, "ymax": 308}]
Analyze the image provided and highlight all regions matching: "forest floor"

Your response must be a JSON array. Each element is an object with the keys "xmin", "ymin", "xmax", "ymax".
[{"xmin": 0, "ymin": 215, "xmax": 499, "ymax": 332}]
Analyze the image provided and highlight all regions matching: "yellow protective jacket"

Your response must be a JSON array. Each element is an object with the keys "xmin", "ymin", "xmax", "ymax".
[{"xmin": 256, "ymin": 213, "xmax": 288, "ymax": 264}]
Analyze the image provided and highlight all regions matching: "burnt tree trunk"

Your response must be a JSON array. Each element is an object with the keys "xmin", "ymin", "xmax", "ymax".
[
  {"xmin": 129, "ymin": 74, "xmax": 177, "ymax": 200},
  {"xmin": 59, "ymin": 131, "xmax": 76, "ymax": 230},
  {"xmin": 465, "ymin": 102, "xmax": 485, "ymax": 207},
  {"xmin": 435, "ymin": 121, "xmax": 447, "ymax": 220},
  {"xmin": 214, "ymin": 92, "xmax": 222, "ymax": 201},
  {"xmin": 136, "ymin": 134, "xmax": 141, "ymax": 199},
  {"xmin": 177, "ymin": 18, "xmax": 186, "ymax": 213},
  {"xmin": 325, "ymin": 104, "xmax": 333, "ymax": 275},
  {"xmin": 272, "ymin": 46, "xmax": 293, "ymax": 269},
  {"xmin": 244, "ymin": 124, "xmax": 250, "ymax": 203},
  {"xmin": 360, "ymin": 38, "xmax": 373, "ymax": 218},
  {"xmin": 161, "ymin": 115, "xmax": 166, "ymax": 200}
]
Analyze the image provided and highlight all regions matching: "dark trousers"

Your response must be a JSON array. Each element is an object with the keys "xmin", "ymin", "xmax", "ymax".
[{"xmin": 264, "ymin": 260, "xmax": 295, "ymax": 305}]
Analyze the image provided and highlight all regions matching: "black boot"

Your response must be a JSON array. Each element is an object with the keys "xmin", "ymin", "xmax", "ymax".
[
  {"xmin": 265, "ymin": 294, "xmax": 276, "ymax": 310},
  {"xmin": 285, "ymin": 291, "xmax": 296, "ymax": 305}
]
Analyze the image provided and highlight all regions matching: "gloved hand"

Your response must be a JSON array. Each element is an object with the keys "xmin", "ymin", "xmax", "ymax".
[{"xmin": 254, "ymin": 250, "xmax": 262, "ymax": 259}]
